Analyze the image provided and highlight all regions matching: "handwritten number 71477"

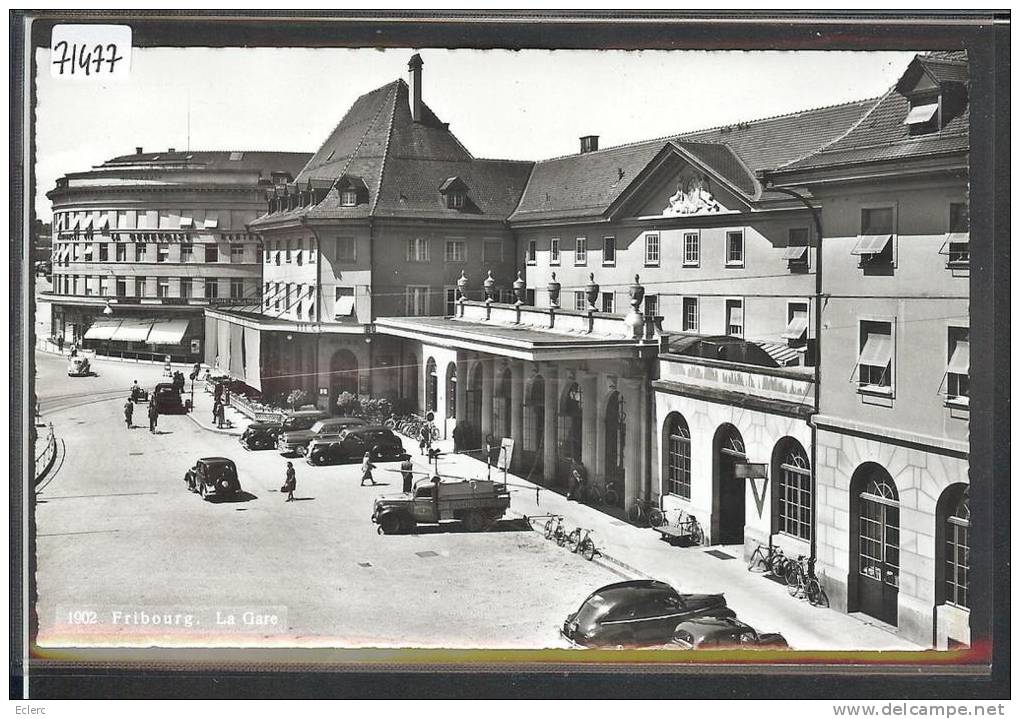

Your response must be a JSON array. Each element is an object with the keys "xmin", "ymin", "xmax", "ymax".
[{"xmin": 52, "ymin": 41, "xmax": 124, "ymax": 76}]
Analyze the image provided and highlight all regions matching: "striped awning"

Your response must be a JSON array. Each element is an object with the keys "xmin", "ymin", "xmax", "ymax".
[
  {"xmin": 147, "ymin": 319, "xmax": 190, "ymax": 345},
  {"xmin": 83, "ymin": 319, "xmax": 122, "ymax": 340},
  {"xmin": 110, "ymin": 319, "xmax": 154, "ymax": 343}
]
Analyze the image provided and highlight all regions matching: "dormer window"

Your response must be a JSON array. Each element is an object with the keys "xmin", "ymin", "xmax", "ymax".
[
  {"xmin": 340, "ymin": 189, "xmax": 358, "ymax": 207},
  {"xmin": 895, "ymin": 54, "xmax": 968, "ymax": 137},
  {"xmin": 439, "ymin": 176, "xmax": 470, "ymax": 211},
  {"xmin": 904, "ymin": 92, "xmax": 941, "ymax": 135},
  {"xmin": 336, "ymin": 174, "xmax": 367, "ymax": 207}
]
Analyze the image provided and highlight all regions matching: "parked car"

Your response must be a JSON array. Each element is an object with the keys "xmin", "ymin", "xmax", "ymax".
[
  {"xmin": 183, "ymin": 457, "xmax": 242, "ymax": 500},
  {"xmin": 239, "ymin": 409, "xmax": 330, "ymax": 451},
  {"xmin": 561, "ymin": 580, "xmax": 735, "ymax": 648},
  {"xmin": 669, "ymin": 617, "xmax": 789, "ymax": 650},
  {"xmin": 307, "ymin": 426, "xmax": 408, "ymax": 465},
  {"xmin": 67, "ymin": 356, "xmax": 91, "ymax": 377},
  {"xmin": 152, "ymin": 382, "xmax": 184, "ymax": 414},
  {"xmin": 277, "ymin": 416, "xmax": 366, "ymax": 456}
]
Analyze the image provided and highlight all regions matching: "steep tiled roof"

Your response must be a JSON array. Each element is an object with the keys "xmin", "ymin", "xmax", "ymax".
[
  {"xmin": 776, "ymin": 52, "xmax": 968, "ymax": 174},
  {"xmin": 509, "ymin": 98, "xmax": 876, "ymax": 222},
  {"xmin": 254, "ymin": 79, "xmax": 531, "ymax": 226},
  {"xmin": 99, "ymin": 151, "xmax": 311, "ymax": 177}
]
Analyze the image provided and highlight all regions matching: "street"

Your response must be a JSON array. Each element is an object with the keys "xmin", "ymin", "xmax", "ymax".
[{"xmin": 34, "ymin": 350, "xmax": 618, "ymax": 649}]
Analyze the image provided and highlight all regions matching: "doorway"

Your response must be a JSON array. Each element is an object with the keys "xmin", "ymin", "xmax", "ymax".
[
  {"xmin": 851, "ymin": 465, "xmax": 900, "ymax": 626},
  {"xmin": 604, "ymin": 391, "xmax": 625, "ymax": 503},
  {"xmin": 713, "ymin": 424, "xmax": 746, "ymax": 545}
]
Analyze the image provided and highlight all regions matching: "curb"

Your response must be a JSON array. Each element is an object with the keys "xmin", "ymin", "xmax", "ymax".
[
  {"xmin": 518, "ymin": 513, "xmax": 652, "ymax": 582},
  {"xmin": 183, "ymin": 411, "xmax": 244, "ymax": 436}
]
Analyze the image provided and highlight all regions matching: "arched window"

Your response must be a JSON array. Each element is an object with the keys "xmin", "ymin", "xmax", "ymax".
[
  {"xmin": 944, "ymin": 487, "xmax": 970, "ymax": 608},
  {"xmin": 425, "ymin": 358, "xmax": 437, "ymax": 413},
  {"xmin": 523, "ymin": 377, "xmax": 545, "ymax": 454},
  {"xmin": 666, "ymin": 413, "xmax": 691, "ymax": 499},
  {"xmin": 774, "ymin": 440, "xmax": 811, "ymax": 541},
  {"xmin": 445, "ymin": 363, "xmax": 457, "ymax": 418}
]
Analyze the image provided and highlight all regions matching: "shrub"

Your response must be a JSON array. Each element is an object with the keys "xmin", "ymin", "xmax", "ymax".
[
  {"xmin": 287, "ymin": 388, "xmax": 312, "ymax": 410},
  {"xmin": 336, "ymin": 391, "xmax": 361, "ymax": 416}
]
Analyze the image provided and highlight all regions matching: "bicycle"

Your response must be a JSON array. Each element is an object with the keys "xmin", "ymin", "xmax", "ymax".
[
  {"xmin": 544, "ymin": 515, "xmax": 569, "ymax": 546},
  {"xmin": 747, "ymin": 541, "xmax": 788, "ymax": 576},
  {"xmin": 627, "ymin": 496, "xmax": 665, "ymax": 527},
  {"xmin": 653, "ymin": 509, "xmax": 704, "ymax": 546},
  {"xmin": 785, "ymin": 555, "xmax": 829, "ymax": 607},
  {"xmin": 566, "ymin": 527, "xmax": 599, "ymax": 561}
]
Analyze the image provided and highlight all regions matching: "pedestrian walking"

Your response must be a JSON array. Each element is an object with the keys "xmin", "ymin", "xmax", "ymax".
[
  {"xmin": 282, "ymin": 462, "xmax": 296, "ymax": 502},
  {"xmin": 147, "ymin": 402, "xmax": 159, "ymax": 434},
  {"xmin": 400, "ymin": 457, "xmax": 415, "ymax": 494},
  {"xmin": 214, "ymin": 382, "xmax": 223, "ymax": 404},
  {"xmin": 212, "ymin": 398, "xmax": 222, "ymax": 424},
  {"xmin": 214, "ymin": 401, "xmax": 226, "ymax": 429},
  {"xmin": 360, "ymin": 452, "xmax": 377, "ymax": 487},
  {"xmin": 57, "ymin": 336, "xmax": 64, "ymax": 354},
  {"xmin": 419, "ymin": 424, "xmax": 432, "ymax": 456},
  {"xmin": 123, "ymin": 397, "xmax": 134, "ymax": 428}
]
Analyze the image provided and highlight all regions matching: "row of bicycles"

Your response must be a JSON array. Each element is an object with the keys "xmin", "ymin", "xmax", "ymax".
[
  {"xmin": 385, "ymin": 413, "xmax": 441, "ymax": 442},
  {"xmin": 747, "ymin": 542, "xmax": 829, "ymax": 607},
  {"xmin": 538, "ymin": 515, "xmax": 600, "ymax": 562}
]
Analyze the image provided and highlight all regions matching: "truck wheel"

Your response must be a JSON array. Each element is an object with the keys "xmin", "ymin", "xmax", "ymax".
[
  {"xmin": 379, "ymin": 514, "xmax": 402, "ymax": 535},
  {"xmin": 464, "ymin": 511, "xmax": 485, "ymax": 532}
]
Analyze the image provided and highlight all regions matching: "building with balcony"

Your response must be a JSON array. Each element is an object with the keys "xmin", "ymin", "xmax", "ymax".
[
  {"xmin": 46, "ymin": 149, "xmax": 310, "ymax": 360},
  {"xmin": 769, "ymin": 51, "xmax": 970, "ymax": 647}
]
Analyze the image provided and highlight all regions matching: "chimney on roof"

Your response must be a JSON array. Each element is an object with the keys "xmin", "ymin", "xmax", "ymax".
[
  {"xmin": 168, "ymin": 147, "xmax": 176, "ymax": 153},
  {"xmin": 135, "ymin": 147, "xmax": 143, "ymax": 155},
  {"xmin": 408, "ymin": 53, "xmax": 424, "ymax": 123},
  {"xmin": 580, "ymin": 135, "xmax": 599, "ymax": 154}
]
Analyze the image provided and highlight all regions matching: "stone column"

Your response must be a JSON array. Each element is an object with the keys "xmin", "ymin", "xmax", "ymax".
[
  {"xmin": 622, "ymin": 378, "xmax": 643, "ymax": 508},
  {"xmin": 581, "ymin": 372, "xmax": 598, "ymax": 481},
  {"xmin": 480, "ymin": 357, "xmax": 494, "ymax": 444},
  {"xmin": 542, "ymin": 363, "xmax": 559, "ymax": 485},
  {"xmin": 510, "ymin": 360, "xmax": 525, "ymax": 472}
]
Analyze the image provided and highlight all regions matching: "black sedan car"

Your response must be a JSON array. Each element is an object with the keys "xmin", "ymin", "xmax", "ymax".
[
  {"xmin": 184, "ymin": 457, "xmax": 242, "ymax": 500},
  {"xmin": 306, "ymin": 426, "xmax": 409, "ymax": 466},
  {"xmin": 561, "ymin": 580, "xmax": 735, "ymax": 648},
  {"xmin": 669, "ymin": 617, "xmax": 789, "ymax": 650},
  {"xmin": 240, "ymin": 422, "xmax": 283, "ymax": 450}
]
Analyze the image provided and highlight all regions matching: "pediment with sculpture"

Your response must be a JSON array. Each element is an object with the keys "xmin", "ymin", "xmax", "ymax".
[{"xmin": 662, "ymin": 171, "xmax": 724, "ymax": 217}]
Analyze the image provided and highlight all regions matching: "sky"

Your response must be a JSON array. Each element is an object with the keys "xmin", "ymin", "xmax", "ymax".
[{"xmin": 33, "ymin": 47, "xmax": 919, "ymax": 222}]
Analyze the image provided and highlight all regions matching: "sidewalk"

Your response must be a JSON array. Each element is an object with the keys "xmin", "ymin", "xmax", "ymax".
[
  {"xmin": 182, "ymin": 373, "xmax": 251, "ymax": 437},
  {"xmin": 396, "ymin": 434, "xmax": 920, "ymax": 653}
]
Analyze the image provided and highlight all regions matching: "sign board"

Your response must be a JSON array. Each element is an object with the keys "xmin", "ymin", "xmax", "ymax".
[
  {"xmin": 497, "ymin": 438, "xmax": 514, "ymax": 471},
  {"xmin": 190, "ymin": 339, "xmax": 201, "ymax": 354},
  {"xmin": 319, "ymin": 387, "xmax": 329, "ymax": 396},
  {"xmin": 733, "ymin": 462, "xmax": 768, "ymax": 480}
]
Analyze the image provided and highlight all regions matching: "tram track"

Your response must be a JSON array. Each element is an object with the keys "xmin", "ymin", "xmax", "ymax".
[{"xmin": 38, "ymin": 388, "xmax": 131, "ymax": 415}]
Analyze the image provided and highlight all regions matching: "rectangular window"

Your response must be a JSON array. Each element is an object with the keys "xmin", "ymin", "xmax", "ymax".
[
  {"xmin": 406, "ymin": 238, "xmax": 430, "ymax": 263},
  {"xmin": 777, "ymin": 455, "xmax": 812, "ymax": 541},
  {"xmin": 683, "ymin": 297, "xmax": 699, "ymax": 332},
  {"xmin": 941, "ymin": 202, "xmax": 970, "ymax": 267},
  {"xmin": 445, "ymin": 240, "xmax": 466, "ymax": 263},
  {"xmin": 274, "ymin": 282, "xmax": 281, "ymax": 310},
  {"xmin": 783, "ymin": 302, "xmax": 810, "ymax": 342},
  {"xmin": 135, "ymin": 277, "xmax": 145, "ymax": 297},
  {"xmin": 230, "ymin": 244, "xmax": 244, "ymax": 262},
  {"xmin": 204, "ymin": 245, "xmax": 218, "ymax": 263},
  {"xmin": 943, "ymin": 327, "xmax": 970, "ymax": 405},
  {"xmin": 335, "ymin": 287, "xmax": 355, "ymax": 318},
  {"xmin": 205, "ymin": 279, "xmax": 219, "ymax": 299},
  {"xmin": 525, "ymin": 288, "xmax": 536, "ymax": 306},
  {"xmin": 405, "ymin": 286, "xmax": 430, "ymax": 316},
  {"xmin": 683, "ymin": 232, "xmax": 700, "ymax": 266},
  {"xmin": 230, "ymin": 278, "xmax": 244, "ymax": 299},
  {"xmin": 157, "ymin": 278, "xmax": 170, "ymax": 298},
  {"xmin": 445, "ymin": 287, "xmax": 458, "ymax": 316},
  {"xmin": 645, "ymin": 233, "xmax": 660, "ymax": 266},
  {"xmin": 256, "ymin": 246, "xmax": 264, "ymax": 264},
  {"xmin": 307, "ymin": 240, "xmax": 314, "ymax": 264},
  {"xmin": 483, "ymin": 240, "xmax": 502, "ymax": 264},
  {"xmin": 574, "ymin": 291, "xmax": 587, "ymax": 311},
  {"xmin": 116, "ymin": 278, "xmax": 127, "ymax": 297},
  {"xmin": 601, "ymin": 292, "xmax": 615, "ymax": 313},
  {"xmin": 574, "ymin": 237, "xmax": 587, "ymax": 265},
  {"xmin": 550, "ymin": 238, "xmax": 560, "ymax": 265},
  {"xmin": 725, "ymin": 299, "xmax": 743, "ymax": 337},
  {"xmin": 134, "ymin": 244, "xmax": 146, "ymax": 262},
  {"xmin": 98, "ymin": 243, "xmax": 109, "ymax": 262},
  {"xmin": 336, "ymin": 237, "xmax": 356, "ymax": 263},
  {"xmin": 602, "ymin": 236, "xmax": 616, "ymax": 266},
  {"xmin": 526, "ymin": 239, "xmax": 537, "ymax": 264},
  {"xmin": 644, "ymin": 294, "xmax": 658, "ymax": 317},
  {"xmin": 784, "ymin": 228, "xmax": 810, "ymax": 268},
  {"xmin": 853, "ymin": 207, "xmax": 895, "ymax": 265},
  {"xmin": 856, "ymin": 320, "xmax": 894, "ymax": 391},
  {"xmin": 181, "ymin": 243, "xmax": 194, "ymax": 262},
  {"xmin": 726, "ymin": 230, "xmax": 745, "ymax": 267},
  {"xmin": 157, "ymin": 244, "xmax": 169, "ymax": 263},
  {"xmin": 181, "ymin": 278, "xmax": 192, "ymax": 300},
  {"xmin": 115, "ymin": 243, "xmax": 126, "ymax": 262}
]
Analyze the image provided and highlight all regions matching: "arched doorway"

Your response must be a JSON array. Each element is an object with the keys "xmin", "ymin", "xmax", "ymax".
[
  {"xmin": 713, "ymin": 424, "xmax": 746, "ymax": 545},
  {"xmin": 557, "ymin": 382, "xmax": 583, "ymax": 479},
  {"xmin": 465, "ymin": 362, "xmax": 484, "ymax": 451},
  {"xmin": 936, "ymin": 484, "xmax": 969, "ymax": 612},
  {"xmin": 329, "ymin": 349, "xmax": 359, "ymax": 412},
  {"xmin": 523, "ymin": 376, "xmax": 545, "ymax": 474},
  {"xmin": 492, "ymin": 366, "xmax": 512, "ymax": 441},
  {"xmin": 445, "ymin": 363, "xmax": 458, "ymax": 419},
  {"xmin": 604, "ymin": 391, "xmax": 626, "ymax": 498},
  {"xmin": 425, "ymin": 358, "xmax": 438, "ymax": 413},
  {"xmin": 663, "ymin": 413, "xmax": 692, "ymax": 501},
  {"xmin": 771, "ymin": 438, "xmax": 811, "ymax": 541},
  {"xmin": 850, "ymin": 464, "xmax": 900, "ymax": 626}
]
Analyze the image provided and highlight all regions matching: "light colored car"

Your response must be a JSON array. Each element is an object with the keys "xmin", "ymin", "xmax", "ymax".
[{"xmin": 67, "ymin": 356, "xmax": 91, "ymax": 377}]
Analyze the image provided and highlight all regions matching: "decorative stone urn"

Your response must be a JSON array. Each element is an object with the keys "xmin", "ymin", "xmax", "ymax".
[
  {"xmin": 512, "ymin": 271, "xmax": 526, "ymax": 305},
  {"xmin": 547, "ymin": 272, "xmax": 561, "ymax": 308},
  {"xmin": 625, "ymin": 274, "xmax": 645, "ymax": 338},
  {"xmin": 629, "ymin": 274, "xmax": 645, "ymax": 311},
  {"xmin": 457, "ymin": 270, "xmax": 469, "ymax": 301},
  {"xmin": 585, "ymin": 272, "xmax": 600, "ymax": 311},
  {"xmin": 483, "ymin": 270, "xmax": 496, "ymax": 303}
]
